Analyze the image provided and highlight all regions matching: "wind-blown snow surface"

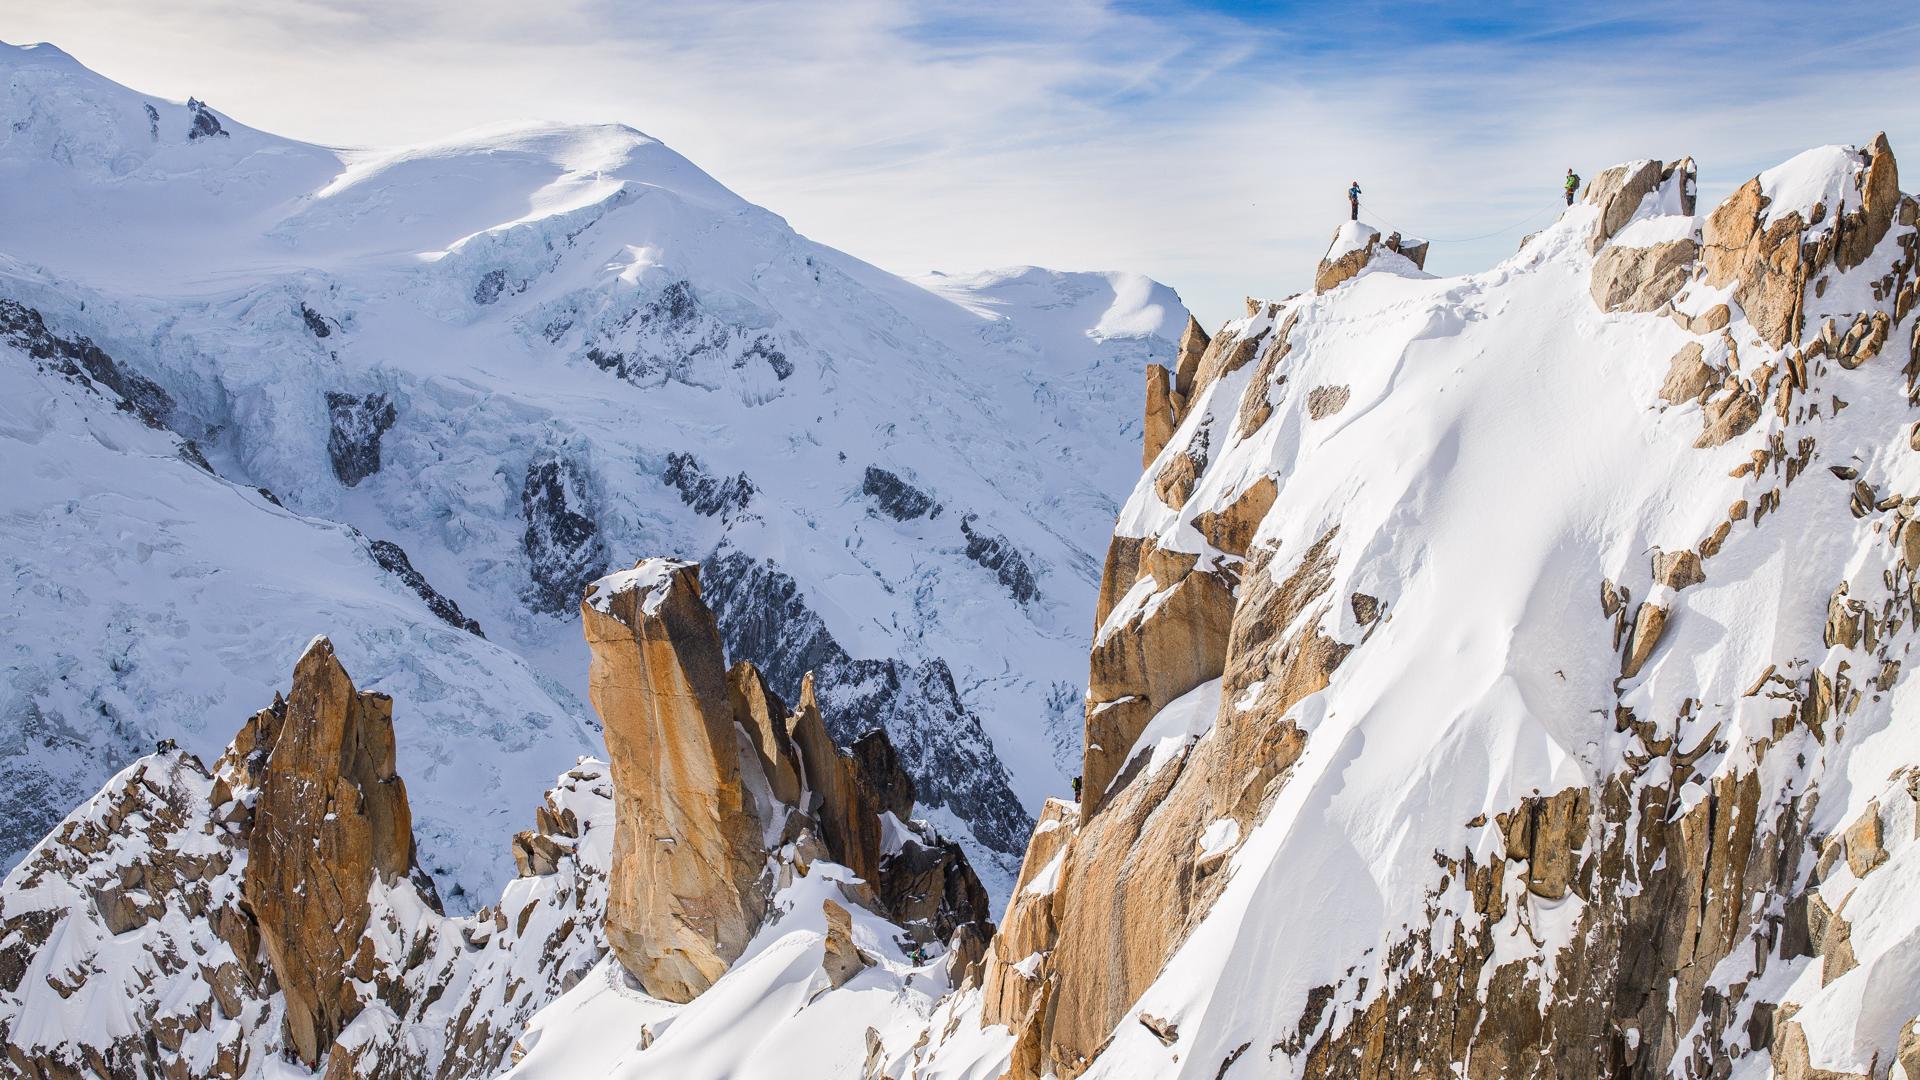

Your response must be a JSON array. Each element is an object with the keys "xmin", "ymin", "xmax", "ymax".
[{"xmin": 0, "ymin": 40, "xmax": 1184, "ymax": 905}]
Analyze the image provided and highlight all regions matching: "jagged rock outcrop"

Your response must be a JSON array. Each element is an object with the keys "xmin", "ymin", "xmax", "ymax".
[
  {"xmin": 1659, "ymin": 341, "xmax": 1721, "ymax": 404},
  {"xmin": 1144, "ymin": 362, "xmax": 1176, "ymax": 465},
  {"xmin": 1171, "ymin": 315, "xmax": 1209, "ymax": 417},
  {"xmin": 232, "ymin": 638, "xmax": 425, "ymax": 1067},
  {"xmin": 367, "ymin": 537, "xmax": 485, "ymax": 636},
  {"xmin": 698, "ymin": 548, "xmax": 1032, "ymax": 861},
  {"xmin": 1586, "ymin": 158, "xmax": 1701, "ymax": 314},
  {"xmin": 2, "ymin": 555, "xmax": 995, "ymax": 1076},
  {"xmin": 960, "ymin": 513, "xmax": 1040, "ymax": 604},
  {"xmin": 582, "ymin": 558, "xmax": 994, "ymax": 1000},
  {"xmin": 1587, "ymin": 159, "xmax": 1665, "ymax": 253},
  {"xmin": 862, "ymin": 465, "xmax": 941, "ymax": 520},
  {"xmin": 300, "ymin": 302, "xmax": 334, "ymax": 337},
  {"xmin": 0, "ymin": 643, "xmax": 611, "ymax": 1080},
  {"xmin": 575, "ymin": 277, "xmax": 794, "ymax": 387},
  {"xmin": 1314, "ymin": 222, "xmax": 1430, "ymax": 293},
  {"xmin": 581, "ymin": 559, "xmax": 772, "ymax": 1001},
  {"xmin": 664, "ymin": 451, "xmax": 756, "ymax": 518},
  {"xmin": 821, "ymin": 898, "xmax": 874, "ymax": 988},
  {"xmin": 3, "ymin": 297, "xmax": 174, "ymax": 429},
  {"xmin": 1083, "ymin": 551, "xmax": 1235, "ymax": 815},
  {"xmin": 1591, "ymin": 238, "xmax": 1699, "ymax": 312},
  {"xmin": 325, "ymin": 390, "xmax": 396, "ymax": 487},
  {"xmin": 185, "ymin": 97, "xmax": 227, "ymax": 140},
  {"xmin": 1702, "ymin": 137, "xmax": 1899, "ymax": 347},
  {"xmin": 521, "ymin": 451, "xmax": 608, "ymax": 614}
]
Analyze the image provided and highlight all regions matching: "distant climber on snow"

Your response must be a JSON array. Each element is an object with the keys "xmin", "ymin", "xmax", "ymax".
[
  {"xmin": 1348, "ymin": 181, "xmax": 1362, "ymax": 221},
  {"xmin": 1565, "ymin": 168, "xmax": 1580, "ymax": 206}
]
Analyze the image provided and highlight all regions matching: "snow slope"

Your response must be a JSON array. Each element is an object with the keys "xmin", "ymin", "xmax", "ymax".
[
  {"xmin": 0, "ymin": 40, "xmax": 1186, "ymax": 905},
  {"xmin": 914, "ymin": 142, "xmax": 1920, "ymax": 1078}
]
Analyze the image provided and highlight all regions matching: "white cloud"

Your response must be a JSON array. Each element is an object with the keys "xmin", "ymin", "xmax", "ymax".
[{"xmin": 4, "ymin": 0, "xmax": 1916, "ymax": 328}]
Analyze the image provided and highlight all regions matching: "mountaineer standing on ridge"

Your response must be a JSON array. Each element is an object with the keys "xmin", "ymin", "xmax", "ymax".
[
  {"xmin": 1348, "ymin": 180, "xmax": 1362, "ymax": 221},
  {"xmin": 1565, "ymin": 168, "xmax": 1581, "ymax": 206}
]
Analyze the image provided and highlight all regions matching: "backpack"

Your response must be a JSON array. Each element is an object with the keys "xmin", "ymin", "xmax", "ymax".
[{"xmin": 1568, "ymin": 173, "xmax": 1581, "ymax": 191}]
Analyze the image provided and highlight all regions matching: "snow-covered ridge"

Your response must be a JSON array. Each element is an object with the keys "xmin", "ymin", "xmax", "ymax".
[
  {"xmin": 585, "ymin": 558, "xmax": 693, "ymax": 616},
  {"xmin": 932, "ymin": 136, "xmax": 1920, "ymax": 1079},
  {"xmin": 0, "ymin": 39, "xmax": 1188, "ymax": 906}
]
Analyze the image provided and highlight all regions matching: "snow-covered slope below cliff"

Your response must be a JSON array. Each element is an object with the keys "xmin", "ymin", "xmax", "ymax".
[{"xmin": 0, "ymin": 40, "xmax": 1185, "ymax": 905}]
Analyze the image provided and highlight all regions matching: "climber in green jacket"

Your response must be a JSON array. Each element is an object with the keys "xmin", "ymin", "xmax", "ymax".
[{"xmin": 1565, "ymin": 169, "xmax": 1581, "ymax": 206}]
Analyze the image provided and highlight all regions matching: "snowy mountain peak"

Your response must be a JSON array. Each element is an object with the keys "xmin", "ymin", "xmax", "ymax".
[{"xmin": 0, "ymin": 44, "xmax": 1185, "ymax": 921}]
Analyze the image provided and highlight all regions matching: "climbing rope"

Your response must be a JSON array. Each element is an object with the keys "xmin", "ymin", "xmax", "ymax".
[{"xmin": 1359, "ymin": 201, "xmax": 1564, "ymax": 246}]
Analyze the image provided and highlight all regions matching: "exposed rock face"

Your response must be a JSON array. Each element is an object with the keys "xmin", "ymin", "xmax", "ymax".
[
  {"xmin": 521, "ymin": 451, "xmax": 608, "ymax": 614},
  {"xmin": 1702, "ymin": 178, "xmax": 1810, "ymax": 348},
  {"xmin": 1315, "ymin": 225, "xmax": 1430, "ymax": 293},
  {"xmin": 699, "ymin": 548, "xmax": 1031, "ymax": 860},
  {"xmin": 1192, "ymin": 476, "xmax": 1277, "ymax": 559},
  {"xmin": 1, "ymin": 649, "xmax": 623, "ymax": 1079},
  {"xmin": 788, "ymin": 674, "xmax": 899, "ymax": 886},
  {"xmin": 1699, "ymin": 140, "xmax": 1900, "ymax": 350},
  {"xmin": 2, "ymin": 297, "xmax": 174, "ymax": 429},
  {"xmin": 1083, "ymin": 553, "xmax": 1235, "ymax": 814},
  {"xmin": 730, "ymin": 660, "xmax": 804, "ymax": 806},
  {"xmin": 301, "ymin": 302, "xmax": 334, "ymax": 338},
  {"xmin": 1659, "ymin": 341, "xmax": 1721, "ymax": 404},
  {"xmin": 472, "ymin": 268, "xmax": 513, "ymax": 305},
  {"xmin": 325, "ymin": 390, "xmax": 397, "ymax": 487},
  {"xmin": 1306, "ymin": 383, "xmax": 1350, "ymax": 419},
  {"xmin": 1315, "ymin": 228, "xmax": 1378, "ymax": 293},
  {"xmin": 582, "ymin": 557, "xmax": 995, "ymax": 998},
  {"xmin": 236, "ymin": 638, "xmax": 423, "ymax": 1066},
  {"xmin": 862, "ymin": 464, "xmax": 940, "ymax": 520},
  {"xmin": 664, "ymin": 451, "xmax": 756, "ymax": 518},
  {"xmin": 1172, "ymin": 315, "xmax": 1210, "ymax": 409},
  {"xmin": 1586, "ymin": 158, "xmax": 1702, "ymax": 314},
  {"xmin": 185, "ymin": 97, "xmax": 227, "ymax": 140},
  {"xmin": 2, "ymin": 556, "xmax": 993, "ymax": 1075},
  {"xmin": 970, "ymin": 308, "xmax": 1364, "ymax": 1071},
  {"xmin": 960, "ymin": 513, "xmax": 1040, "ymax": 604},
  {"xmin": 581, "ymin": 559, "xmax": 772, "ymax": 1002},
  {"xmin": 367, "ymin": 537, "xmax": 485, "ymax": 636},
  {"xmin": 1587, "ymin": 159, "xmax": 1664, "ymax": 253},
  {"xmin": 1591, "ymin": 239, "xmax": 1699, "ymax": 312},
  {"xmin": 821, "ymin": 898, "xmax": 873, "ymax": 988},
  {"xmin": 576, "ymin": 277, "xmax": 794, "ymax": 387},
  {"xmin": 1839, "ymin": 132, "xmax": 1900, "ymax": 272},
  {"xmin": 1144, "ymin": 362, "xmax": 1176, "ymax": 465},
  {"xmin": 1186, "ymin": 324, "xmax": 1268, "ymax": 411},
  {"xmin": 0, "ymin": 748, "xmax": 261, "ymax": 1077}
]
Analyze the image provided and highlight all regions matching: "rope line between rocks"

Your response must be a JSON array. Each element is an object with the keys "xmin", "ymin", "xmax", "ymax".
[{"xmin": 1359, "ymin": 202, "xmax": 1565, "ymax": 246}]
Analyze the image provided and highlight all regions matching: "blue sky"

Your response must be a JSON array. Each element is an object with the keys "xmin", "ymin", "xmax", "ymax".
[{"xmin": 5, "ymin": 0, "xmax": 1917, "ymax": 327}]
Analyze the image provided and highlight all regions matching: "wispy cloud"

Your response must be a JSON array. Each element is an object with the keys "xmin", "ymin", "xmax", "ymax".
[{"xmin": 5, "ymin": 0, "xmax": 1917, "ymax": 326}]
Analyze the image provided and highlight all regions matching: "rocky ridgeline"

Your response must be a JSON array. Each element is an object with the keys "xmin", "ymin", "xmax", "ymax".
[
  {"xmin": 0, "ymin": 638, "xmax": 610, "ymax": 1078},
  {"xmin": 0, "ymin": 562, "xmax": 990, "ymax": 1076},
  {"xmin": 581, "ymin": 557, "xmax": 992, "ymax": 1000},
  {"xmin": 970, "ymin": 136, "xmax": 1920, "ymax": 1079}
]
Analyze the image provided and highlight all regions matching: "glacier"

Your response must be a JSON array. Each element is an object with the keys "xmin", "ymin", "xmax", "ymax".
[{"xmin": 0, "ymin": 39, "xmax": 1186, "ymax": 907}]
